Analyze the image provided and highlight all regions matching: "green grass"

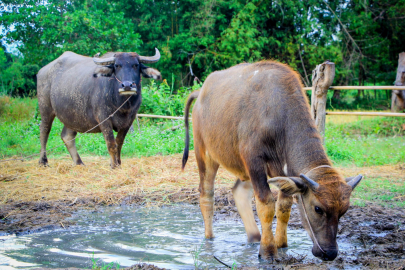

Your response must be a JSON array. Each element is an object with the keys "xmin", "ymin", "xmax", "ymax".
[
  {"xmin": 91, "ymin": 253, "xmax": 120, "ymax": 270},
  {"xmin": 0, "ymin": 95, "xmax": 404, "ymax": 168},
  {"xmin": 327, "ymin": 116, "xmax": 405, "ymax": 137},
  {"xmin": 0, "ymin": 115, "xmax": 191, "ymax": 160},
  {"xmin": 351, "ymin": 176, "xmax": 405, "ymax": 208},
  {"xmin": 325, "ymin": 128, "xmax": 405, "ymax": 166}
]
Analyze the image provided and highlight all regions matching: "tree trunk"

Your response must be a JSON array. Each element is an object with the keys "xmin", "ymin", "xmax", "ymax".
[
  {"xmin": 391, "ymin": 52, "xmax": 405, "ymax": 112},
  {"xmin": 311, "ymin": 61, "xmax": 336, "ymax": 144}
]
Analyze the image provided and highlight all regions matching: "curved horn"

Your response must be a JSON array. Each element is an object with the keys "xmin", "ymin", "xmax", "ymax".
[
  {"xmin": 299, "ymin": 174, "xmax": 319, "ymax": 190},
  {"xmin": 345, "ymin": 174, "xmax": 363, "ymax": 190},
  {"xmin": 93, "ymin": 57, "xmax": 115, "ymax": 66},
  {"xmin": 138, "ymin": 48, "xmax": 161, "ymax": 63}
]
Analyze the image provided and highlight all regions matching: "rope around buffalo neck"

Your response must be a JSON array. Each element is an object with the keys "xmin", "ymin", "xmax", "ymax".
[
  {"xmin": 300, "ymin": 164, "xmax": 332, "ymax": 255},
  {"xmin": 0, "ymin": 96, "xmax": 132, "ymax": 163}
]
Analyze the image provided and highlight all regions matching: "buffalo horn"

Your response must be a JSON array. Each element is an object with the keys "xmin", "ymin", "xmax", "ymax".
[
  {"xmin": 345, "ymin": 174, "xmax": 363, "ymax": 190},
  {"xmin": 93, "ymin": 57, "xmax": 115, "ymax": 66},
  {"xmin": 138, "ymin": 48, "xmax": 161, "ymax": 63},
  {"xmin": 299, "ymin": 174, "xmax": 319, "ymax": 190}
]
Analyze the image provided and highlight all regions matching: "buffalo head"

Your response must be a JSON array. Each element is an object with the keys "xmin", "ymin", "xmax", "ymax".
[
  {"xmin": 93, "ymin": 48, "xmax": 162, "ymax": 95},
  {"xmin": 269, "ymin": 172, "xmax": 363, "ymax": 261}
]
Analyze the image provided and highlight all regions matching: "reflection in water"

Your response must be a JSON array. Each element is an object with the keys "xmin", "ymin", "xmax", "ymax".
[{"xmin": 0, "ymin": 204, "xmax": 358, "ymax": 269}]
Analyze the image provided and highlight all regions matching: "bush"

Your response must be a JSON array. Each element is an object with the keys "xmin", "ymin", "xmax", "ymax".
[{"xmin": 139, "ymin": 79, "xmax": 201, "ymax": 116}]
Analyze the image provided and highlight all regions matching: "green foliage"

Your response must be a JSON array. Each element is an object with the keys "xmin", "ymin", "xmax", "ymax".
[
  {"xmin": 1, "ymin": 0, "xmax": 142, "ymax": 66},
  {"xmin": 1, "ymin": 0, "xmax": 404, "ymax": 104},
  {"xmin": 139, "ymin": 79, "xmax": 201, "ymax": 116},
  {"xmin": 0, "ymin": 48, "xmax": 40, "ymax": 96}
]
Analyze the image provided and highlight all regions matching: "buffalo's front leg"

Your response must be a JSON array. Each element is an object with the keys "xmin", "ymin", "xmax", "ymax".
[
  {"xmin": 275, "ymin": 192, "xmax": 293, "ymax": 248},
  {"xmin": 243, "ymin": 156, "xmax": 277, "ymax": 259},
  {"xmin": 115, "ymin": 127, "xmax": 130, "ymax": 165},
  {"xmin": 100, "ymin": 123, "xmax": 119, "ymax": 168}
]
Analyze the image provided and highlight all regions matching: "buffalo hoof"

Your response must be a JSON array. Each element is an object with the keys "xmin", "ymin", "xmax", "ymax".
[
  {"xmin": 110, "ymin": 164, "xmax": 121, "ymax": 169},
  {"xmin": 38, "ymin": 159, "xmax": 49, "ymax": 167},
  {"xmin": 75, "ymin": 160, "xmax": 85, "ymax": 166},
  {"xmin": 258, "ymin": 245, "xmax": 278, "ymax": 261},
  {"xmin": 39, "ymin": 163, "xmax": 49, "ymax": 167}
]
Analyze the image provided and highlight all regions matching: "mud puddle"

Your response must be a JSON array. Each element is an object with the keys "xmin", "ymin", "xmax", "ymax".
[{"xmin": 0, "ymin": 204, "xmax": 362, "ymax": 269}]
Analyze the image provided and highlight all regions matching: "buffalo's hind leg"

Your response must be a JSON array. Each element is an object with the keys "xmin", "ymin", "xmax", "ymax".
[
  {"xmin": 61, "ymin": 126, "xmax": 84, "ymax": 165},
  {"xmin": 195, "ymin": 143, "xmax": 219, "ymax": 239},
  {"xmin": 232, "ymin": 179, "xmax": 261, "ymax": 242},
  {"xmin": 275, "ymin": 192, "xmax": 293, "ymax": 248},
  {"xmin": 39, "ymin": 109, "xmax": 55, "ymax": 166}
]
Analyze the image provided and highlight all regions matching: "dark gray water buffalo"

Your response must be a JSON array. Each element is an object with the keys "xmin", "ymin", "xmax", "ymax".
[
  {"xmin": 37, "ymin": 49, "xmax": 161, "ymax": 168},
  {"xmin": 182, "ymin": 61, "xmax": 363, "ymax": 261}
]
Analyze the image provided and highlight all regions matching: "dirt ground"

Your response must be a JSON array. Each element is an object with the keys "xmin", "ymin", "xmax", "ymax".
[{"xmin": 1, "ymin": 152, "xmax": 404, "ymax": 269}]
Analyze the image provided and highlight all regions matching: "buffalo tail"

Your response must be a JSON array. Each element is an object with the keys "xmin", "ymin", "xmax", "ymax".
[{"xmin": 182, "ymin": 90, "xmax": 200, "ymax": 170}]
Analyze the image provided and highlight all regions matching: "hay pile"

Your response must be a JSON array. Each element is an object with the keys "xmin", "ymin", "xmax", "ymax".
[
  {"xmin": 0, "ymin": 152, "xmax": 403, "ymax": 205},
  {"xmin": 0, "ymin": 152, "xmax": 235, "ymax": 205}
]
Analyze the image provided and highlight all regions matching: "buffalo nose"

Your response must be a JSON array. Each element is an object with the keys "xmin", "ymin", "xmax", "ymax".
[
  {"xmin": 323, "ymin": 249, "xmax": 338, "ymax": 261},
  {"xmin": 121, "ymin": 81, "xmax": 133, "ymax": 91}
]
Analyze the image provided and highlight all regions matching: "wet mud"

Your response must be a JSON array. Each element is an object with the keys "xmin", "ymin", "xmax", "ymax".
[{"xmin": 1, "ymin": 188, "xmax": 404, "ymax": 269}]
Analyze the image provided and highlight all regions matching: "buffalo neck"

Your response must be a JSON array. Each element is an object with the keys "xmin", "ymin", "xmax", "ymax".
[{"xmin": 284, "ymin": 96, "xmax": 331, "ymax": 178}]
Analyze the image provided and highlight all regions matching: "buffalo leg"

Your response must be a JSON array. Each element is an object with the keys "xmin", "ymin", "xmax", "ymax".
[
  {"xmin": 39, "ymin": 111, "xmax": 55, "ymax": 166},
  {"xmin": 195, "ymin": 143, "xmax": 219, "ymax": 239},
  {"xmin": 275, "ymin": 192, "xmax": 293, "ymax": 248},
  {"xmin": 61, "ymin": 126, "xmax": 84, "ymax": 165},
  {"xmin": 244, "ymin": 156, "xmax": 277, "ymax": 259},
  {"xmin": 100, "ymin": 124, "xmax": 119, "ymax": 168},
  {"xmin": 115, "ymin": 127, "xmax": 130, "ymax": 165},
  {"xmin": 232, "ymin": 179, "xmax": 261, "ymax": 243}
]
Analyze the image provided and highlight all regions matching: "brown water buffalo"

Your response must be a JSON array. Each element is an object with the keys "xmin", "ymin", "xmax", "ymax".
[
  {"xmin": 37, "ymin": 49, "xmax": 161, "ymax": 168},
  {"xmin": 182, "ymin": 61, "xmax": 363, "ymax": 261}
]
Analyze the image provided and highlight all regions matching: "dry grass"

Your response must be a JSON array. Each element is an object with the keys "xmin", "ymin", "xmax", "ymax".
[
  {"xmin": 325, "ymin": 110, "xmax": 386, "ymax": 124},
  {"xmin": 0, "ymin": 152, "xmax": 235, "ymax": 205},
  {"xmin": 0, "ymin": 152, "xmax": 403, "ymax": 206}
]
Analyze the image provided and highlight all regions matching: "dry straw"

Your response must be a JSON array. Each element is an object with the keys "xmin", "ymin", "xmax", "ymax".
[
  {"xmin": 0, "ymin": 151, "xmax": 235, "ymax": 205},
  {"xmin": 0, "ymin": 151, "xmax": 404, "ymax": 205}
]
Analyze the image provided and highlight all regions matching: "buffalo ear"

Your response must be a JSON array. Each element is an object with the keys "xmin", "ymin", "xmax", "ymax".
[
  {"xmin": 93, "ymin": 65, "xmax": 114, "ymax": 77},
  {"xmin": 268, "ymin": 177, "xmax": 307, "ymax": 196},
  {"xmin": 141, "ymin": 64, "xmax": 161, "ymax": 80},
  {"xmin": 345, "ymin": 174, "xmax": 363, "ymax": 190}
]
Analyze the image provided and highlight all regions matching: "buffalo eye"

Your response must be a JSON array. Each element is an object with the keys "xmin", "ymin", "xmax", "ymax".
[
  {"xmin": 115, "ymin": 64, "xmax": 121, "ymax": 68},
  {"xmin": 314, "ymin": 206, "xmax": 323, "ymax": 215},
  {"xmin": 132, "ymin": 64, "xmax": 139, "ymax": 68}
]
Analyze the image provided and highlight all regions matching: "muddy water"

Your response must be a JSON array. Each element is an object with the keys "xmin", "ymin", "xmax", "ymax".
[{"xmin": 0, "ymin": 204, "xmax": 360, "ymax": 269}]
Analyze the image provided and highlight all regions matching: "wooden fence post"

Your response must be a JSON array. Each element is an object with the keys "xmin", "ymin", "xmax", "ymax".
[
  {"xmin": 310, "ymin": 61, "xmax": 335, "ymax": 143},
  {"xmin": 391, "ymin": 52, "xmax": 405, "ymax": 112}
]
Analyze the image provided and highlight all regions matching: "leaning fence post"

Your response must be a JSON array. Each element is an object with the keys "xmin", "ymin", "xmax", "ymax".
[
  {"xmin": 310, "ymin": 61, "xmax": 335, "ymax": 143},
  {"xmin": 391, "ymin": 52, "xmax": 405, "ymax": 112}
]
